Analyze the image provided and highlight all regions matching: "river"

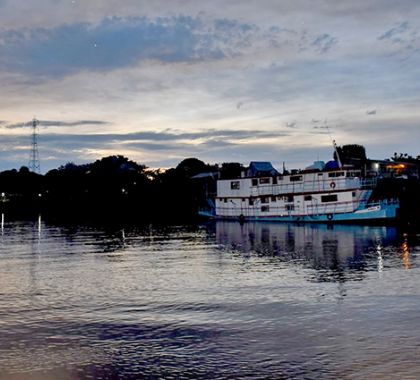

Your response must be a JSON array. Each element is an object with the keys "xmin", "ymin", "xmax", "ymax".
[{"xmin": 0, "ymin": 216, "xmax": 419, "ymax": 379}]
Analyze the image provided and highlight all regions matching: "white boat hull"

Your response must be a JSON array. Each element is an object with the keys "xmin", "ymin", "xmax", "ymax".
[{"xmin": 199, "ymin": 201, "xmax": 399, "ymax": 223}]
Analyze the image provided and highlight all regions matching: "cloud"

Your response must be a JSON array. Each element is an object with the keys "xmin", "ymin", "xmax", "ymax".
[
  {"xmin": 311, "ymin": 34, "xmax": 337, "ymax": 53},
  {"xmin": 0, "ymin": 128, "xmax": 290, "ymax": 151},
  {"xmin": 310, "ymin": 130, "xmax": 330, "ymax": 135},
  {"xmin": 39, "ymin": 128, "xmax": 289, "ymax": 143},
  {"xmin": 0, "ymin": 14, "xmax": 341, "ymax": 78},
  {"xmin": 4, "ymin": 119, "xmax": 109, "ymax": 129},
  {"xmin": 313, "ymin": 126, "xmax": 329, "ymax": 129},
  {"xmin": 0, "ymin": 115, "xmax": 418, "ymax": 172},
  {"xmin": 285, "ymin": 121, "xmax": 297, "ymax": 128},
  {"xmin": 0, "ymin": 16, "xmax": 202, "ymax": 76},
  {"xmin": 378, "ymin": 22, "xmax": 410, "ymax": 42},
  {"xmin": 0, "ymin": 127, "xmax": 293, "ymax": 170},
  {"xmin": 0, "ymin": 16, "xmax": 258, "ymax": 77},
  {"xmin": 41, "ymin": 120, "xmax": 110, "ymax": 127},
  {"xmin": 377, "ymin": 21, "xmax": 420, "ymax": 56},
  {"xmin": 0, "ymin": 2, "xmax": 419, "ymax": 173}
]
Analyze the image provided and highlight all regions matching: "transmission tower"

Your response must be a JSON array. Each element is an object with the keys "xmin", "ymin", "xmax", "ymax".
[{"xmin": 28, "ymin": 118, "xmax": 41, "ymax": 173}]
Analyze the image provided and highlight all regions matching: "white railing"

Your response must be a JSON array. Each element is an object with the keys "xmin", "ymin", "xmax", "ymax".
[
  {"xmin": 216, "ymin": 199, "xmax": 359, "ymax": 217},
  {"xmin": 252, "ymin": 177, "xmax": 363, "ymax": 196},
  {"xmin": 219, "ymin": 175, "xmax": 378, "ymax": 199}
]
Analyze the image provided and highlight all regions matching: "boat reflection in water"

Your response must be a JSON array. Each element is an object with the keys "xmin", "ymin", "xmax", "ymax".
[{"xmin": 215, "ymin": 221, "xmax": 400, "ymax": 281}]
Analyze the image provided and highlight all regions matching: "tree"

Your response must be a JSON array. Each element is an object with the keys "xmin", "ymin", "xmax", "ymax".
[
  {"xmin": 219, "ymin": 162, "xmax": 245, "ymax": 179},
  {"xmin": 335, "ymin": 144, "xmax": 367, "ymax": 166},
  {"xmin": 175, "ymin": 158, "xmax": 209, "ymax": 178}
]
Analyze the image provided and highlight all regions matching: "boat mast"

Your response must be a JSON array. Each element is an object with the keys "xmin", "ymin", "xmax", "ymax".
[
  {"xmin": 333, "ymin": 139, "xmax": 342, "ymax": 169},
  {"xmin": 325, "ymin": 122, "xmax": 342, "ymax": 169}
]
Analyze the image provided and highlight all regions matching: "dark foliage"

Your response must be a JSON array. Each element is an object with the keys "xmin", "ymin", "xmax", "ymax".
[
  {"xmin": 0, "ymin": 167, "xmax": 44, "ymax": 215},
  {"xmin": 0, "ymin": 155, "xmax": 215, "ymax": 223},
  {"xmin": 219, "ymin": 162, "xmax": 245, "ymax": 179},
  {"xmin": 151, "ymin": 158, "xmax": 217, "ymax": 222},
  {"xmin": 0, "ymin": 153, "xmax": 419, "ymax": 225},
  {"xmin": 335, "ymin": 144, "xmax": 367, "ymax": 166}
]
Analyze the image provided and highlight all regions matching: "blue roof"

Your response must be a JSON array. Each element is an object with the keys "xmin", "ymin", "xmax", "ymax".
[
  {"xmin": 248, "ymin": 161, "xmax": 279, "ymax": 177},
  {"xmin": 325, "ymin": 160, "xmax": 340, "ymax": 170}
]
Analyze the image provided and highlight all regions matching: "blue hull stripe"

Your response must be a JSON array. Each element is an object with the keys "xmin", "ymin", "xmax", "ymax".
[{"xmin": 199, "ymin": 203, "xmax": 399, "ymax": 223}]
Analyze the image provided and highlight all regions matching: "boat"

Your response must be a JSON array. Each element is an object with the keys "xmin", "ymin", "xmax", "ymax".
[{"xmin": 199, "ymin": 160, "xmax": 399, "ymax": 223}]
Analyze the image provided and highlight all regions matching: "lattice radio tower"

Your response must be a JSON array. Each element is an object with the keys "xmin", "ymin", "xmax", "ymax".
[{"xmin": 28, "ymin": 118, "xmax": 41, "ymax": 173}]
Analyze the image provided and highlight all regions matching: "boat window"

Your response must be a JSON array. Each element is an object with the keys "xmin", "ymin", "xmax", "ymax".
[
  {"xmin": 224, "ymin": 198, "xmax": 228, "ymax": 203},
  {"xmin": 284, "ymin": 195, "xmax": 294, "ymax": 202},
  {"xmin": 272, "ymin": 176, "xmax": 278, "ymax": 184},
  {"xmin": 290, "ymin": 175, "xmax": 302, "ymax": 182},
  {"xmin": 347, "ymin": 171, "xmax": 361, "ymax": 177},
  {"xmin": 252, "ymin": 179, "xmax": 258, "ymax": 186},
  {"xmin": 261, "ymin": 196, "xmax": 269, "ymax": 204},
  {"xmin": 261, "ymin": 205, "xmax": 270, "ymax": 212},
  {"xmin": 304, "ymin": 195, "xmax": 312, "ymax": 201},
  {"xmin": 321, "ymin": 194, "xmax": 338, "ymax": 203},
  {"xmin": 249, "ymin": 198, "xmax": 254, "ymax": 205},
  {"xmin": 352, "ymin": 192, "xmax": 356, "ymax": 197},
  {"xmin": 230, "ymin": 181, "xmax": 240, "ymax": 190},
  {"xmin": 318, "ymin": 173, "xmax": 323, "ymax": 177},
  {"xmin": 328, "ymin": 172, "xmax": 345, "ymax": 178},
  {"xmin": 259, "ymin": 177, "xmax": 270, "ymax": 184},
  {"xmin": 242, "ymin": 198, "xmax": 246, "ymax": 202},
  {"xmin": 271, "ymin": 196, "xmax": 276, "ymax": 202},
  {"xmin": 285, "ymin": 204, "xmax": 294, "ymax": 211}
]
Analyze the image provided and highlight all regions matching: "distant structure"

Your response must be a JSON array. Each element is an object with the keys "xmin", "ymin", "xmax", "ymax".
[{"xmin": 28, "ymin": 118, "xmax": 41, "ymax": 174}]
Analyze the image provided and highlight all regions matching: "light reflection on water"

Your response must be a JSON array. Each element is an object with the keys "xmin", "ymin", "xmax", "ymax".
[{"xmin": 0, "ymin": 218, "xmax": 419, "ymax": 379}]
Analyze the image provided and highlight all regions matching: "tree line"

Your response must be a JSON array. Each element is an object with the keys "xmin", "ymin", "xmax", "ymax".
[
  {"xmin": 0, "ymin": 150, "xmax": 419, "ymax": 224},
  {"xmin": 0, "ymin": 156, "xmax": 215, "ymax": 222}
]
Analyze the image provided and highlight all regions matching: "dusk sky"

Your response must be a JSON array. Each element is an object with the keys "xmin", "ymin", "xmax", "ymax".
[{"xmin": 1, "ymin": 0, "xmax": 420, "ymax": 172}]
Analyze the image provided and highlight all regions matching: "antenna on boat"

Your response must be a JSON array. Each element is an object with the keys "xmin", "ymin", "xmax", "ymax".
[
  {"xmin": 333, "ymin": 139, "xmax": 343, "ymax": 169},
  {"xmin": 324, "ymin": 121, "xmax": 342, "ymax": 169},
  {"xmin": 282, "ymin": 161, "xmax": 288, "ymax": 175}
]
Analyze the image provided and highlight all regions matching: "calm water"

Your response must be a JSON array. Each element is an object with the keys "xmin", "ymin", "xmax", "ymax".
[{"xmin": 0, "ymin": 217, "xmax": 420, "ymax": 379}]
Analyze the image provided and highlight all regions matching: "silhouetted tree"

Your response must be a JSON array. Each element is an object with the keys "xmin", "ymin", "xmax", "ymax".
[
  {"xmin": 219, "ymin": 162, "xmax": 245, "ymax": 179},
  {"xmin": 335, "ymin": 144, "xmax": 367, "ymax": 166},
  {"xmin": 43, "ymin": 156, "xmax": 152, "ymax": 218},
  {"xmin": 175, "ymin": 158, "xmax": 209, "ymax": 177},
  {"xmin": 152, "ymin": 158, "xmax": 216, "ymax": 221},
  {"xmin": 0, "ymin": 166, "xmax": 44, "ymax": 214}
]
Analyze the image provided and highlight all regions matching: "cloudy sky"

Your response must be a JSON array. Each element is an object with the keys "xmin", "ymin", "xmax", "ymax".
[{"xmin": 1, "ymin": 0, "xmax": 419, "ymax": 172}]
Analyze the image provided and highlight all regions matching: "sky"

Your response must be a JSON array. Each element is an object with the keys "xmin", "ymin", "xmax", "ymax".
[{"xmin": 0, "ymin": 0, "xmax": 420, "ymax": 173}]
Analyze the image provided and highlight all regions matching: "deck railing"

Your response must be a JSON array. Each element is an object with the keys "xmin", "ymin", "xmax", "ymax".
[
  {"xmin": 215, "ymin": 199, "xmax": 358, "ymax": 217},
  {"xmin": 250, "ymin": 177, "xmax": 366, "ymax": 196},
  {"xmin": 205, "ymin": 197, "xmax": 398, "ymax": 218}
]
